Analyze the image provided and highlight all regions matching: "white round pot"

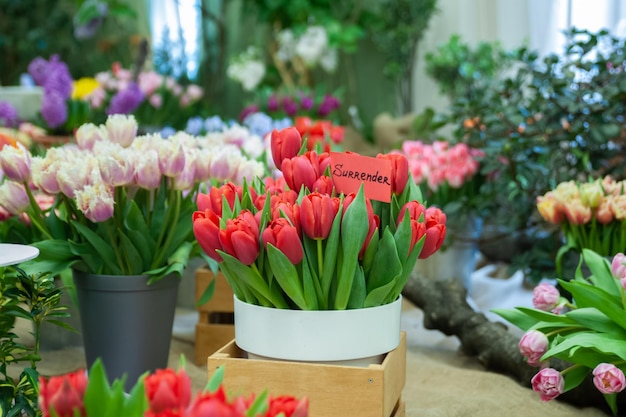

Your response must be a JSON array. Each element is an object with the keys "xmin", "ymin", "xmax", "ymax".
[{"xmin": 234, "ymin": 295, "xmax": 402, "ymax": 366}]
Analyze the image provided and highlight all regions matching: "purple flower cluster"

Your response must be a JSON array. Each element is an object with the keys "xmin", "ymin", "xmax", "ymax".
[
  {"xmin": 106, "ymin": 82, "xmax": 144, "ymax": 115},
  {"xmin": 241, "ymin": 91, "xmax": 341, "ymax": 121},
  {"xmin": 0, "ymin": 101, "xmax": 19, "ymax": 128},
  {"xmin": 28, "ymin": 55, "xmax": 74, "ymax": 129}
]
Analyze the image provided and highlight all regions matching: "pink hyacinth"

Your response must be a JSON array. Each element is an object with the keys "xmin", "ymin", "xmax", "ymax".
[
  {"xmin": 593, "ymin": 363, "xmax": 626, "ymax": 394},
  {"xmin": 519, "ymin": 330, "xmax": 549, "ymax": 367},
  {"xmin": 531, "ymin": 368, "xmax": 564, "ymax": 402},
  {"xmin": 532, "ymin": 283, "xmax": 560, "ymax": 312}
]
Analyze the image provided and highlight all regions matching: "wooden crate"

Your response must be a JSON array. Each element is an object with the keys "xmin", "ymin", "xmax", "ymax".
[
  {"xmin": 207, "ymin": 332, "xmax": 407, "ymax": 417},
  {"xmin": 194, "ymin": 268, "xmax": 235, "ymax": 365}
]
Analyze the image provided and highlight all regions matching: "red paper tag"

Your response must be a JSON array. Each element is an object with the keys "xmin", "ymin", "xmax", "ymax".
[{"xmin": 330, "ymin": 152, "xmax": 392, "ymax": 202}]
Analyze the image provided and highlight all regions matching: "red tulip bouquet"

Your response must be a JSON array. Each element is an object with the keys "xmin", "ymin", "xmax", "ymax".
[
  {"xmin": 38, "ymin": 359, "xmax": 308, "ymax": 417},
  {"xmin": 192, "ymin": 126, "xmax": 447, "ymax": 310}
]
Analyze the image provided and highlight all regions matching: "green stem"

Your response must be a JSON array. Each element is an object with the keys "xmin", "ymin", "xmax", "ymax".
[
  {"xmin": 151, "ymin": 186, "xmax": 181, "ymax": 269},
  {"xmin": 23, "ymin": 182, "xmax": 53, "ymax": 240},
  {"xmin": 106, "ymin": 222, "xmax": 127, "ymax": 274},
  {"xmin": 560, "ymin": 363, "xmax": 582, "ymax": 375},
  {"xmin": 317, "ymin": 238, "xmax": 323, "ymax": 279}
]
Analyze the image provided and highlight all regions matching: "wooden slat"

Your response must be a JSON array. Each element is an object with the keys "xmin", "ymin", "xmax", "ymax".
[
  {"xmin": 207, "ymin": 332, "xmax": 406, "ymax": 417},
  {"xmin": 195, "ymin": 268, "xmax": 234, "ymax": 314}
]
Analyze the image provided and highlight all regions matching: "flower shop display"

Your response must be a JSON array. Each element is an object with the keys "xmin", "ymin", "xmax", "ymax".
[
  {"xmin": 38, "ymin": 359, "xmax": 309, "ymax": 417},
  {"xmin": 536, "ymin": 176, "xmax": 626, "ymax": 277},
  {"xmin": 0, "ymin": 114, "xmax": 267, "ymax": 389},
  {"xmin": 192, "ymin": 126, "xmax": 446, "ymax": 363},
  {"xmin": 397, "ymin": 140, "xmax": 485, "ymax": 288},
  {"xmin": 493, "ymin": 249, "xmax": 626, "ymax": 416},
  {"xmin": 86, "ymin": 63, "xmax": 204, "ymax": 130},
  {"xmin": 26, "ymin": 55, "xmax": 92, "ymax": 137}
]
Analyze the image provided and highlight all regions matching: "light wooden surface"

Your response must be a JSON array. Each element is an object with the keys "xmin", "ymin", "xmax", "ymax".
[{"xmin": 207, "ymin": 333, "xmax": 407, "ymax": 417}]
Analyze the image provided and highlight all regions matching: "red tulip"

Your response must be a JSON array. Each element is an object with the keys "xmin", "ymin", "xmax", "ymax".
[
  {"xmin": 361, "ymin": 214, "xmax": 380, "ymax": 259},
  {"xmin": 185, "ymin": 386, "xmax": 244, "ymax": 417},
  {"xmin": 144, "ymin": 368, "xmax": 192, "ymax": 414},
  {"xmin": 281, "ymin": 152, "xmax": 320, "ymax": 193},
  {"xmin": 397, "ymin": 201, "xmax": 427, "ymax": 254},
  {"xmin": 271, "ymin": 127, "xmax": 303, "ymax": 170},
  {"xmin": 219, "ymin": 210, "xmax": 260, "ymax": 265},
  {"xmin": 197, "ymin": 183, "xmax": 242, "ymax": 216},
  {"xmin": 377, "ymin": 153, "xmax": 409, "ymax": 195},
  {"xmin": 311, "ymin": 175, "xmax": 334, "ymax": 195},
  {"xmin": 39, "ymin": 369, "xmax": 88, "ymax": 417},
  {"xmin": 300, "ymin": 192, "xmax": 339, "ymax": 240},
  {"xmin": 294, "ymin": 116, "xmax": 313, "ymax": 136},
  {"xmin": 265, "ymin": 395, "xmax": 309, "ymax": 417},
  {"xmin": 271, "ymin": 200, "xmax": 301, "ymax": 235},
  {"xmin": 419, "ymin": 207, "xmax": 447, "ymax": 259},
  {"xmin": 262, "ymin": 218, "xmax": 304, "ymax": 264},
  {"xmin": 193, "ymin": 209, "xmax": 223, "ymax": 262}
]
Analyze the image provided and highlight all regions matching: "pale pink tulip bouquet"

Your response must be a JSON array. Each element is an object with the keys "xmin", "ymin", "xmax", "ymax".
[
  {"xmin": 396, "ymin": 140, "xmax": 486, "ymax": 220},
  {"xmin": 0, "ymin": 114, "xmax": 266, "ymax": 282},
  {"xmin": 536, "ymin": 176, "xmax": 626, "ymax": 275},
  {"xmin": 494, "ymin": 249, "xmax": 626, "ymax": 416},
  {"xmin": 192, "ymin": 127, "xmax": 448, "ymax": 310}
]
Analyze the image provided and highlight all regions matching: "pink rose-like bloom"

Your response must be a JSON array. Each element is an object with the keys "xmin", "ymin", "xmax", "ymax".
[
  {"xmin": 519, "ymin": 330, "xmax": 549, "ymax": 367},
  {"xmin": 532, "ymin": 283, "xmax": 560, "ymax": 311},
  {"xmin": 593, "ymin": 363, "xmax": 626, "ymax": 394},
  {"xmin": 531, "ymin": 368, "xmax": 564, "ymax": 402},
  {"xmin": 611, "ymin": 253, "xmax": 626, "ymax": 279}
]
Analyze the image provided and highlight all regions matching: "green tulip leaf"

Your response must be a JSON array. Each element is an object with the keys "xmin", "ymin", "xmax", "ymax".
[
  {"xmin": 266, "ymin": 245, "xmax": 307, "ymax": 309},
  {"xmin": 71, "ymin": 221, "xmax": 122, "ymax": 275},
  {"xmin": 562, "ymin": 366, "xmax": 590, "ymax": 393},
  {"xmin": 545, "ymin": 332, "xmax": 626, "ymax": 363},
  {"xmin": 335, "ymin": 186, "xmax": 369, "ymax": 309},
  {"xmin": 321, "ymin": 207, "xmax": 342, "ymax": 299},
  {"xmin": 347, "ymin": 266, "xmax": 366, "ymax": 309},
  {"xmin": 367, "ymin": 228, "xmax": 402, "ymax": 293},
  {"xmin": 559, "ymin": 280, "xmax": 626, "ymax": 330},
  {"xmin": 566, "ymin": 307, "xmax": 626, "ymax": 338},
  {"xmin": 364, "ymin": 279, "xmax": 396, "ymax": 308},
  {"xmin": 206, "ymin": 365, "xmax": 225, "ymax": 393}
]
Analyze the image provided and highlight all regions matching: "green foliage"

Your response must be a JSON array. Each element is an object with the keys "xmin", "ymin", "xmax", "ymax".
[
  {"xmin": 0, "ymin": 266, "xmax": 68, "ymax": 417},
  {"xmin": 0, "ymin": 0, "xmax": 141, "ymax": 85},
  {"xmin": 417, "ymin": 28, "xmax": 626, "ymax": 280}
]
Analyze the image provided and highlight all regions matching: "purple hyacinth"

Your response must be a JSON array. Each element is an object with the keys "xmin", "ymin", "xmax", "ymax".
[
  {"xmin": 317, "ymin": 94, "xmax": 341, "ymax": 117},
  {"xmin": 239, "ymin": 104, "xmax": 259, "ymax": 122},
  {"xmin": 106, "ymin": 82, "xmax": 145, "ymax": 115},
  {"xmin": 281, "ymin": 97, "xmax": 299, "ymax": 117},
  {"xmin": 27, "ymin": 57, "xmax": 50, "ymax": 86},
  {"xmin": 267, "ymin": 95, "xmax": 280, "ymax": 112},
  {"xmin": 299, "ymin": 94, "xmax": 314, "ymax": 110},
  {"xmin": 41, "ymin": 90, "xmax": 68, "ymax": 129},
  {"xmin": 0, "ymin": 101, "xmax": 19, "ymax": 128}
]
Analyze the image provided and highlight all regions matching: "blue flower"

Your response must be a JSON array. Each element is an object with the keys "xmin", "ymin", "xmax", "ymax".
[
  {"xmin": 203, "ymin": 115, "xmax": 226, "ymax": 133},
  {"xmin": 185, "ymin": 116, "xmax": 205, "ymax": 135}
]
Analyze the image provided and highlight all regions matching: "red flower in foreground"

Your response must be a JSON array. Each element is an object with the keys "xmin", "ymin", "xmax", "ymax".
[
  {"xmin": 39, "ymin": 369, "xmax": 88, "ymax": 417},
  {"xmin": 219, "ymin": 210, "xmax": 260, "ymax": 265},
  {"xmin": 144, "ymin": 368, "xmax": 192, "ymax": 414},
  {"xmin": 263, "ymin": 218, "xmax": 304, "ymax": 264},
  {"xmin": 265, "ymin": 395, "xmax": 309, "ymax": 417},
  {"xmin": 193, "ymin": 209, "xmax": 223, "ymax": 262},
  {"xmin": 419, "ymin": 207, "xmax": 447, "ymax": 259}
]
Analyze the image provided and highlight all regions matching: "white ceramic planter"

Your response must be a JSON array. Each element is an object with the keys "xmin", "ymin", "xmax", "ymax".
[{"xmin": 234, "ymin": 295, "xmax": 402, "ymax": 366}]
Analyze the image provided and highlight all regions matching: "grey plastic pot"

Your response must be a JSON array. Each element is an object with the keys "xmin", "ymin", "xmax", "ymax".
[{"xmin": 73, "ymin": 270, "xmax": 179, "ymax": 390}]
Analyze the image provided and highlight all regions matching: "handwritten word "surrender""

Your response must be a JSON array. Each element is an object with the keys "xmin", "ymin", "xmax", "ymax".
[{"xmin": 331, "ymin": 165, "xmax": 391, "ymax": 185}]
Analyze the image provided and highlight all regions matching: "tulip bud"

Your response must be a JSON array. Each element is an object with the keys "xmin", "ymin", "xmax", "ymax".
[
  {"xmin": 96, "ymin": 143, "xmax": 134, "ymax": 187},
  {"xmin": 218, "ymin": 210, "xmax": 260, "ymax": 265},
  {"xmin": 158, "ymin": 140, "xmax": 186, "ymax": 177},
  {"xmin": 0, "ymin": 143, "xmax": 31, "ymax": 182},
  {"xmin": 592, "ymin": 363, "xmax": 626, "ymax": 395},
  {"xmin": 31, "ymin": 156, "xmax": 62, "ymax": 194},
  {"xmin": 75, "ymin": 182, "xmax": 115, "ymax": 222},
  {"xmin": 134, "ymin": 149, "xmax": 162, "ymax": 189},
  {"xmin": 519, "ymin": 330, "xmax": 549, "ymax": 366},
  {"xmin": 262, "ymin": 218, "xmax": 304, "ymax": 264},
  {"xmin": 281, "ymin": 152, "xmax": 320, "ymax": 193},
  {"xmin": 105, "ymin": 114, "xmax": 137, "ymax": 147},
  {"xmin": 144, "ymin": 368, "xmax": 192, "ymax": 413},
  {"xmin": 300, "ymin": 192, "xmax": 339, "ymax": 240},
  {"xmin": 377, "ymin": 153, "xmax": 409, "ymax": 195},
  {"xmin": 38, "ymin": 369, "xmax": 88, "ymax": 417},
  {"xmin": 271, "ymin": 127, "xmax": 303, "ymax": 170},
  {"xmin": 532, "ymin": 283, "xmax": 560, "ymax": 311},
  {"xmin": 75, "ymin": 123, "xmax": 107, "ymax": 150},
  {"xmin": 531, "ymin": 368, "xmax": 564, "ymax": 402},
  {"xmin": 193, "ymin": 209, "xmax": 224, "ymax": 262},
  {"xmin": 0, "ymin": 181, "xmax": 30, "ymax": 214}
]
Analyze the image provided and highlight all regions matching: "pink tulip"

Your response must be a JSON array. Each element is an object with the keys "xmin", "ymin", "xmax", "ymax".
[
  {"xmin": 532, "ymin": 283, "xmax": 560, "ymax": 311},
  {"xmin": 105, "ymin": 114, "xmax": 137, "ymax": 148},
  {"xmin": 75, "ymin": 123, "xmax": 106, "ymax": 150},
  {"xmin": 134, "ymin": 150, "xmax": 162, "ymax": 189},
  {"xmin": 531, "ymin": 368, "xmax": 564, "ymax": 402},
  {"xmin": 0, "ymin": 181, "xmax": 29, "ymax": 214},
  {"xmin": 519, "ymin": 330, "xmax": 549, "ymax": 366},
  {"xmin": 593, "ymin": 363, "xmax": 626, "ymax": 394},
  {"xmin": 159, "ymin": 141, "xmax": 186, "ymax": 177},
  {"xmin": 0, "ymin": 144, "xmax": 31, "ymax": 182},
  {"xmin": 75, "ymin": 183, "xmax": 115, "ymax": 222},
  {"xmin": 611, "ymin": 253, "xmax": 626, "ymax": 280}
]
